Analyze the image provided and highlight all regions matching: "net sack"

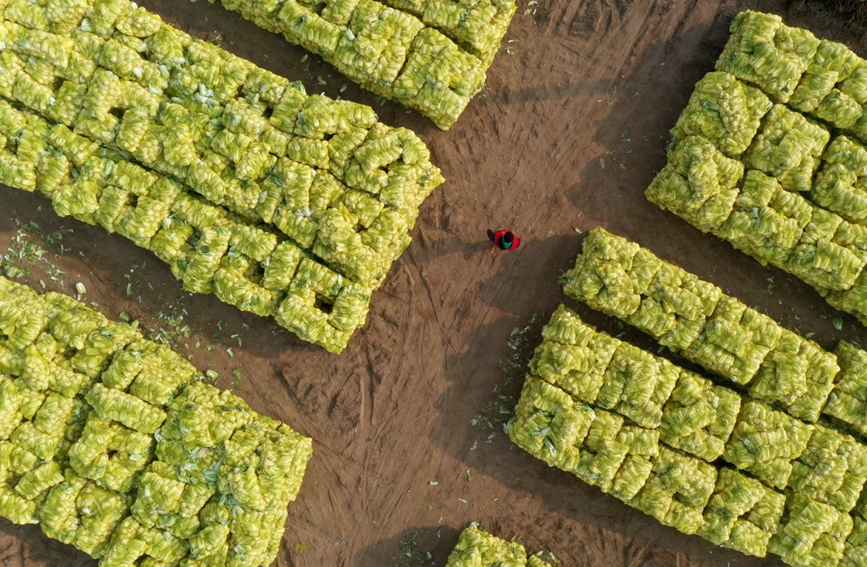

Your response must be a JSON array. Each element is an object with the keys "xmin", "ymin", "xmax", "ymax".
[
  {"xmin": 723, "ymin": 401, "xmax": 813, "ymax": 489},
  {"xmin": 671, "ymin": 71, "xmax": 772, "ymax": 157}
]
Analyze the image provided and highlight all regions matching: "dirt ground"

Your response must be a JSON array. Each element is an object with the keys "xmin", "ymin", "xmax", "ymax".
[{"xmin": 2, "ymin": 0, "xmax": 867, "ymax": 566}]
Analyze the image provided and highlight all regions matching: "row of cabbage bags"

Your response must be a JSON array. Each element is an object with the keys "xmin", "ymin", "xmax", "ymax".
[
  {"xmin": 445, "ymin": 523, "xmax": 552, "ymax": 567},
  {"xmin": 0, "ymin": 0, "xmax": 445, "ymax": 352},
  {"xmin": 510, "ymin": 300, "xmax": 867, "ymax": 566},
  {"xmin": 213, "ymin": 0, "xmax": 517, "ymax": 129},
  {"xmin": 647, "ymin": 12, "xmax": 867, "ymax": 327},
  {"xmin": 0, "ymin": 275, "xmax": 313, "ymax": 566},
  {"xmin": 563, "ymin": 228, "xmax": 867, "ymax": 437}
]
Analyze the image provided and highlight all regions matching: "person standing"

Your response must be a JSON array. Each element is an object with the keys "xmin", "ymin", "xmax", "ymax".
[{"xmin": 487, "ymin": 229, "xmax": 521, "ymax": 251}]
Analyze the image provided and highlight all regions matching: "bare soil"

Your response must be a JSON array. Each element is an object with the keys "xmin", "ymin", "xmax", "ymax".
[
  {"xmin": 2, "ymin": 1, "xmax": 867, "ymax": 566},
  {"xmin": 823, "ymin": 0, "xmax": 867, "ymax": 26}
]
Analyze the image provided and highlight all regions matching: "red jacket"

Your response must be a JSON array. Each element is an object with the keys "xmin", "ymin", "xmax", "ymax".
[{"xmin": 493, "ymin": 230, "xmax": 520, "ymax": 250}]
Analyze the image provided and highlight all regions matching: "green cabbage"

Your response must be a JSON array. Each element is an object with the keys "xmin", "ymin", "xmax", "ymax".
[
  {"xmin": 0, "ymin": 0, "xmax": 445, "ymax": 352},
  {"xmin": 0, "ymin": 276, "xmax": 312, "ymax": 566},
  {"xmin": 212, "ymin": 0, "xmax": 517, "ymax": 129}
]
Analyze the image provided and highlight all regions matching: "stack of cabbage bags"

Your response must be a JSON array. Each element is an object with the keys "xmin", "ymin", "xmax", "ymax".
[
  {"xmin": 563, "ymin": 229, "xmax": 775, "ymax": 386},
  {"xmin": 564, "ymin": 228, "xmax": 853, "ymax": 426},
  {"xmin": 720, "ymin": 11, "xmax": 867, "ymax": 140},
  {"xmin": 0, "ymin": 0, "xmax": 445, "ymax": 353},
  {"xmin": 647, "ymin": 11, "xmax": 867, "ymax": 327},
  {"xmin": 647, "ymin": 132, "xmax": 867, "ymax": 309},
  {"xmin": 530, "ymin": 305, "xmax": 688, "ymax": 432},
  {"xmin": 557, "ymin": 229, "xmax": 867, "ymax": 565},
  {"xmin": 511, "ymin": 301, "xmax": 867, "ymax": 565},
  {"xmin": 518, "ymin": 226, "xmax": 867, "ymax": 565},
  {"xmin": 509, "ymin": 304, "xmax": 795, "ymax": 558},
  {"xmin": 510, "ymin": 375, "xmax": 659, "ymax": 502},
  {"xmin": 445, "ymin": 523, "xmax": 552, "ymax": 567},
  {"xmin": 211, "ymin": 0, "xmax": 517, "ymax": 129},
  {"xmin": 0, "ymin": 275, "xmax": 313, "ymax": 566}
]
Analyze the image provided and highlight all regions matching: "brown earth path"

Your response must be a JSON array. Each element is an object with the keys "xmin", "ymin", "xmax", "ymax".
[{"xmin": 2, "ymin": 0, "xmax": 867, "ymax": 566}]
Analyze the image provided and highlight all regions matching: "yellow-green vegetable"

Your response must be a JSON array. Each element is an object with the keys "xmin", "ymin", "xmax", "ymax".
[
  {"xmin": 210, "ymin": 0, "xmax": 517, "ymax": 129},
  {"xmin": 0, "ymin": 0, "xmax": 444, "ymax": 352},
  {"xmin": 0, "ymin": 276, "xmax": 312, "ymax": 566}
]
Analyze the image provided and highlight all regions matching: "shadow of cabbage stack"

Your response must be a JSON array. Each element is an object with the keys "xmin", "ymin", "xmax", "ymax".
[
  {"xmin": 444, "ymin": 523, "xmax": 553, "ymax": 567},
  {"xmin": 210, "ymin": 0, "xmax": 517, "ymax": 129},
  {"xmin": 645, "ymin": 11, "xmax": 867, "ymax": 328},
  {"xmin": 0, "ymin": 276, "xmax": 312, "ymax": 566},
  {"xmin": 0, "ymin": 0, "xmax": 444, "ymax": 353}
]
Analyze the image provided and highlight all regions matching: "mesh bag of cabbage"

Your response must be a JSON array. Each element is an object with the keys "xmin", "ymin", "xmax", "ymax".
[
  {"xmin": 723, "ymin": 401, "xmax": 813, "ymax": 490},
  {"xmin": 209, "ymin": 0, "xmax": 517, "ymax": 129},
  {"xmin": 823, "ymin": 270, "xmax": 867, "ymax": 328},
  {"xmin": 0, "ymin": 0, "xmax": 445, "ymax": 352},
  {"xmin": 842, "ymin": 511, "xmax": 867, "ymax": 567},
  {"xmin": 721, "ymin": 169, "xmax": 815, "ymax": 268},
  {"xmin": 698, "ymin": 468, "xmax": 786, "ymax": 558},
  {"xmin": 768, "ymin": 492, "xmax": 853, "ymax": 567},
  {"xmin": 508, "ymin": 375, "xmax": 597, "ymax": 473},
  {"xmin": 812, "ymin": 136, "xmax": 867, "ymax": 225},
  {"xmin": 0, "ymin": 275, "xmax": 312, "ymax": 566},
  {"xmin": 742, "ymin": 104, "xmax": 829, "ymax": 194},
  {"xmin": 716, "ymin": 11, "xmax": 819, "ymax": 104},
  {"xmin": 784, "ymin": 206, "xmax": 867, "ymax": 293},
  {"xmin": 644, "ymin": 136, "xmax": 745, "ymax": 234},
  {"xmin": 575, "ymin": 409, "xmax": 660, "ymax": 498},
  {"xmin": 629, "ymin": 446, "xmax": 718, "ymax": 535},
  {"xmin": 445, "ymin": 523, "xmax": 553, "ymax": 567},
  {"xmin": 790, "ymin": 39, "xmax": 866, "ymax": 128},
  {"xmin": 731, "ymin": 159, "xmax": 867, "ymax": 294},
  {"xmin": 659, "ymin": 371, "xmax": 741, "ymax": 463},
  {"xmin": 671, "ymin": 72, "xmax": 772, "ymax": 157},
  {"xmin": 749, "ymin": 329, "xmax": 839, "ymax": 423},
  {"xmin": 787, "ymin": 424, "xmax": 867, "ymax": 515}
]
